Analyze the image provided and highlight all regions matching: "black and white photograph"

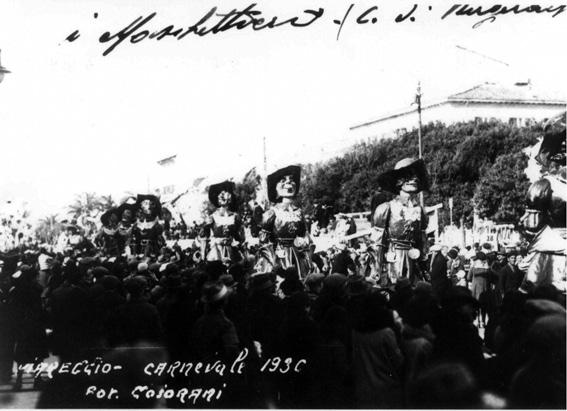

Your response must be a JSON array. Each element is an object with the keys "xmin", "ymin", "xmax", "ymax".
[{"xmin": 0, "ymin": 0, "xmax": 565, "ymax": 408}]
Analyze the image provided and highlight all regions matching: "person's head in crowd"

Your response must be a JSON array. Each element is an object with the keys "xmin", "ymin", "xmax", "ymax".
[
  {"xmin": 322, "ymin": 273, "xmax": 348, "ymax": 297},
  {"xmin": 249, "ymin": 272, "xmax": 275, "ymax": 295},
  {"xmin": 441, "ymin": 286, "xmax": 479, "ymax": 323},
  {"xmin": 201, "ymin": 281, "xmax": 229, "ymax": 312},
  {"xmin": 408, "ymin": 362, "xmax": 481, "ymax": 409},
  {"xmin": 219, "ymin": 274, "xmax": 237, "ymax": 293},
  {"xmin": 284, "ymin": 291, "xmax": 310, "ymax": 317},
  {"xmin": 91, "ymin": 266, "xmax": 109, "ymax": 283},
  {"xmin": 305, "ymin": 272, "xmax": 325, "ymax": 295},
  {"xmin": 12, "ymin": 264, "xmax": 38, "ymax": 285},
  {"xmin": 137, "ymin": 262, "xmax": 148, "ymax": 275},
  {"xmin": 472, "ymin": 251, "xmax": 488, "ymax": 268},
  {"xmin": 280, "ymin": 267, "xmax": 304, "ymax": 297},
  {"xmin": 127, "ymin": 258, "xmax": 139, "ymax": 274},
  {"xmin": 507, "ymin": 252, "xmax": 517, "ymax": 266},
  {"xmin": 101, "ymin": 274, "xmax": 121, "ymax": 291},
  {"xmin": 529, "ymin": 284, "xmax": 563, "ymax": 305},
  {"xmin": 354, "ymin": 291, "xmax": 393, "ymax": 333},
  {"xmin": 204, "ymin": 260, "xmax": 226, "ymax": 282},
  {"xmin": 440, "ymin": 245, "xmax": 449, "ymax": 257},
  {"xmin": 447, "ymin": 246, "xmax": 459, "ymax": 260},
  {"xmin": 496, "ymin": 251, "xmax": 507, "ymax": 265},
  {"xmin": 124, "ymin": 276, "xmax": 149, "ymax": 301},
  {"xmin": 345, "ymin": 275, "xmax": 370, "ymax": 298},
  {"xmin": 228, "ymin": 263, "xmax": 247, "ymax": 289}
]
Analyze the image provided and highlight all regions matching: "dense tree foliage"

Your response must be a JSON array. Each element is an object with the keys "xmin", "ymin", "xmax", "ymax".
[{"xmin": 300, "ymin": 120, "xmax": 542, "ymax": 228}]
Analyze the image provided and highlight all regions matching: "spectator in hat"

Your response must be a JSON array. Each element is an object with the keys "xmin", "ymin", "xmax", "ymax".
[
  {"xmin": 509, "ymin": 313, "xmax": 566, "ymax": 408},
  {"xmin": 331, "ymin": 244, "xmax": 356, "ymax": 276},
  {"xmin": 304, "ymin": 272, "xmax": 324, "ymax": 305},
  {"xmin": 467, "ymin": 252, "xmax": 490, "ymax": 326},
  {"xmin": 430, "ymin": 246, "xmax": 450, "ymax": 299},
  {"xmin": 10, "ymin": 266, "xmax": 48, "ymax": 390},
  {"xmin": 107, "ymin": 276, "xmax": 163, "ymax": 347},
  {"xmin": 277, "ymin": 291, "xmax": 320, "ymax": 407},
  {"xmin": 50, "ymin": 261, "xmax": 93, "ymax": 359},
  {"xmin": 352, "ymin": 292, "xmax": 404, "ymax": 408},
  {"xmin": 432, "ymin": 286, "xmax": 484, "ymax": 379},
  {"xmin": 192, "ymin": 282, "xmax": 239, "ymax": 360},
  {"xmin": 500, "ymin": 252, "xmax": 524, "ymax": 295},
  {"xmin": 246, "ymin": 273, "xmax": 282, "ymax": 357},
  {"xmin": 312, "ymin": 273, "xmax": 347, "ymax": 322}
]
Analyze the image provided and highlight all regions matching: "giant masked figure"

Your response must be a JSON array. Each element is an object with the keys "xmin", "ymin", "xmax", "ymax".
[
  {"xmin": 257, "ymin": 165, "xmax": 312, "ymax": 278},
  {"xmin": 519, "ymin": 112, "xmax": 567, "ymax": 291},
  {"xmin": 371, "ymin": 157, "xmax": 429, "ymax": 285},
  {"xmin": 95, "ymin": 208, "xmax": 120, "ymax": 256},
  {"xmin": 116, "ymin": 199, "xmax": 136, "ymax": 256},
  {"xmin": 206, "ymin": 181, "xmax": 244, "ymax": 264},
  {"xmin": 132, "ymin": 194, "xmax": 165, "ymax": 257}
]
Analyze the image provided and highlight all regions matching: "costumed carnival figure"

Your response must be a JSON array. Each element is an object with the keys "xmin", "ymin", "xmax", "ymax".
[
  {"xmin": 132, "ymin": 194, "xmax": 165, "ymax": 257},
  {"xmin": 116, "ymin": 198, "xmax": 137, "ymax": 256},
  {"xmin": 519, "ymin": 112, "xmax": 567, "ymax": 291},
  {"xmin": 371, "ymin": 157, "xmax": 429, "ymax": 285},
  {"xmin": 256, "ymin": 165, "xmax": 312, "ymax": 278},
  {"xmin": 95, "ymin": 208, "xmax": 120, "ymax": 257},
  {"xmin": 205, "ymin": 181, "xmax": 244, "ymax": 264}
]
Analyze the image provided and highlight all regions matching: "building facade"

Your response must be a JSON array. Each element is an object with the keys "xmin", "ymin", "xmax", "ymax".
[{"xmin": 350, "ymin": 82, "xmax": 566, "ymax": 140}]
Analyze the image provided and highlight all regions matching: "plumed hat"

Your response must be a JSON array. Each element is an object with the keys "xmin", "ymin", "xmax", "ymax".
[
  {"xmin": 536, "ymin": 111, "xmax": 566, "ymax": 167},
  {"xmin": 117, "ymin": 198, "xmax": 137, "ymax": 221},
  {"xmin": 100, "ymin": 208, "xmax": 120, "ymax": 226},
  {"xmin": 136, "ymin": 194, "xmax": 162, "ymax": 218},
  {"xmin": 267, "ymin": 165, "xmax": 301, "ymax": 203},
  {"xmin": 208, "ymin": 180, "xmax": 236, "ymax": 209},
  {"xmin": 378, "ymin": 157, "xmax": 429, "ymax": 194}
]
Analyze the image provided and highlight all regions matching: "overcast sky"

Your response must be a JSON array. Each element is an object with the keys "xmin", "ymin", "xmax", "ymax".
[{"xmin": 0, "ymin": 0, "xmax": 565, "ymax": 217}]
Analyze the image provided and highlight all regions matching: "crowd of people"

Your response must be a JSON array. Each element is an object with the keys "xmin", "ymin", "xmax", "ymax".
[{"xmin": 0, "ymin": 235, "xmax": 564, "ymax": 408}]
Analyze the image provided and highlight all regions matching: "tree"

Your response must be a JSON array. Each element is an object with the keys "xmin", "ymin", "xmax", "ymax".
[
  {"xmin": 300, "ymin": 119, "xmax": 542, "ymax": 227},
  {"xmin": 473, "ymin": 151, "xmax": 531, "ymax": 223},
  {"xmin": 35, "ymin": 214, "xmax": 61, "ymax": 244}
]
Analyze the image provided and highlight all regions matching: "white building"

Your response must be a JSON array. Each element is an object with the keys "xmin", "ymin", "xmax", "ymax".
[{"xmin": 350, "ymin": 82, "xmax": 566, "ymax": 140}]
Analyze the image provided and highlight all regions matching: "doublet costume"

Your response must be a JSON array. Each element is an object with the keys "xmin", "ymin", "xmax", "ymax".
[
  {"xmin": 206, "ymin": 210, "xmax": 243, "ymax": 263},
  {"xmin": 132, "ymin": 217, "xmax": 164, "ymax": 257},
  {"xmin": 259, "ymin": 202, "xmax": 311, "ymax": 277},
  {"xmin": 96, "ymin": 227, "xmax": 120, "ymax": 256},
  {"xmin": 372, "ymin": 195, "xmax": 428, "ymax": 284}
]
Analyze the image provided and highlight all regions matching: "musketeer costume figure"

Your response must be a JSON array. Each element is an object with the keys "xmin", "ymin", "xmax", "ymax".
[
  {"xmin": 518, "ymin": 112, "xmax": 567, "ymax": 291},
  {"xmin": 371, "ymin": 157, "xmax": 429, "ymax": 285},
  {"xmin": 205, "ymin": 181, "xmax": 244, "ymax": 264},
  {"xmin": 95, "ymin": 208, "xmax": 120, "ymax": 256},
  {"xmin": 257, "ymin": 165, "xmax": 312, "ymax": 278},
  {"xmin": 132, "ymin": 194, "xmax": 165, "ymax": 257},
  {"xmin": 116, "ymin": 199, "xmax": 136, "ymax": 256}
]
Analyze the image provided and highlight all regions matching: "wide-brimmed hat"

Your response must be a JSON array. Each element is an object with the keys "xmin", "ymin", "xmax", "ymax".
[
  {"xmin": 250, "ymin": 272, "xmax": 275, "ymax": 292},
  {"xmin": 117, "ymin": 201, "xmax": 137, "ymax": 222},
  {"xmin": 346, "ymin": 275, "xmax": 370, "ymax": 296},
  {"xmin": 136, "ymin": 194, "xmax": 162, "ymax": 218},
  {"xmin": 267, "ymin": 165, "xmax": 301, "ymax": 203},
  {"xmin": 442, "ymin": 286, "xmax": 479, "ymax": 309},
  {"xmin": 377, "ymin": 157, "xmax": 429, "ymax": 194},
  {"xmin": 100, "ymin": 208, "xmax": 120, "ymax": 226},
  {"xmin": 208, "ymin": 181, "xmax": 236, "ymax": 209},
  {"xmin": 536, "ymin": 111, "xmax": 566, "ymax": 167},
  {"xmin": 201, "ymin": 282, "xmax": 229, "ymax": 303}
]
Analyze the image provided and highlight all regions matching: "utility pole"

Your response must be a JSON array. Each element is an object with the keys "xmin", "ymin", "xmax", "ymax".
[
  {"xmin": 262, "ymin": 137, "xmax": 269, "ymax": 208},
  {"xmin": 416, "ymin": 82, "xmax": 424, "ymax": 207}
]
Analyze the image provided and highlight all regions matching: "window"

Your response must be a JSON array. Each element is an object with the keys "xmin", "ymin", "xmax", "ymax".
[{"xmin": 509, "ymin": 117, "xmax": 517, "ymax": 126}]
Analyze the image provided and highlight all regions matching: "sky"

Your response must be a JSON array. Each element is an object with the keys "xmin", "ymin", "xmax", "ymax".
[{"xmin": 0, "ymin": 0, "xmax": 565, "ymax": 218}]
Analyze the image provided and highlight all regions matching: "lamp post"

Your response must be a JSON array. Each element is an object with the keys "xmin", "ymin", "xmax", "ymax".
[
  {"xmin": 415, "ymin": 82, "xmax": 424, "ymax": 207},
  {"xmin": 0, "ymin": 49, "xmax": 10, "ymax": 84}
]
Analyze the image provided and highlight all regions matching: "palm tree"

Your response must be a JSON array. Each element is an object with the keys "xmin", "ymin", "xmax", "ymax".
[
  {"xmin": 35, "ymin": 214, "xmax": 61, "ymax": 244},
  {"xmin": 68, "ymin": 192, "xmax": 104, "ymax": 217}
]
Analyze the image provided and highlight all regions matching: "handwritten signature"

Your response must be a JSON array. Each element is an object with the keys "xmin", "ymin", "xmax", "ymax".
[{"xmin": 64, "ymin": 2, "xmax": 566, "ymax": 56}]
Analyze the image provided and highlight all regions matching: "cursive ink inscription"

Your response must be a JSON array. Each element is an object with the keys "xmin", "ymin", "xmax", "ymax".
[
  {"xmin": 441, "ymin": 3, "xmax": 566, "ymax": 28},
  {"xmin": 99, "ymin": 3, "xmax": 324, "ymax": 56}
]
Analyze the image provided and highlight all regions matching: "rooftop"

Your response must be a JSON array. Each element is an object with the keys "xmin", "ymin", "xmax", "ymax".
[{"xmin": 351, "ymin": 82, "xmax": 566, "ymax": 130}]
